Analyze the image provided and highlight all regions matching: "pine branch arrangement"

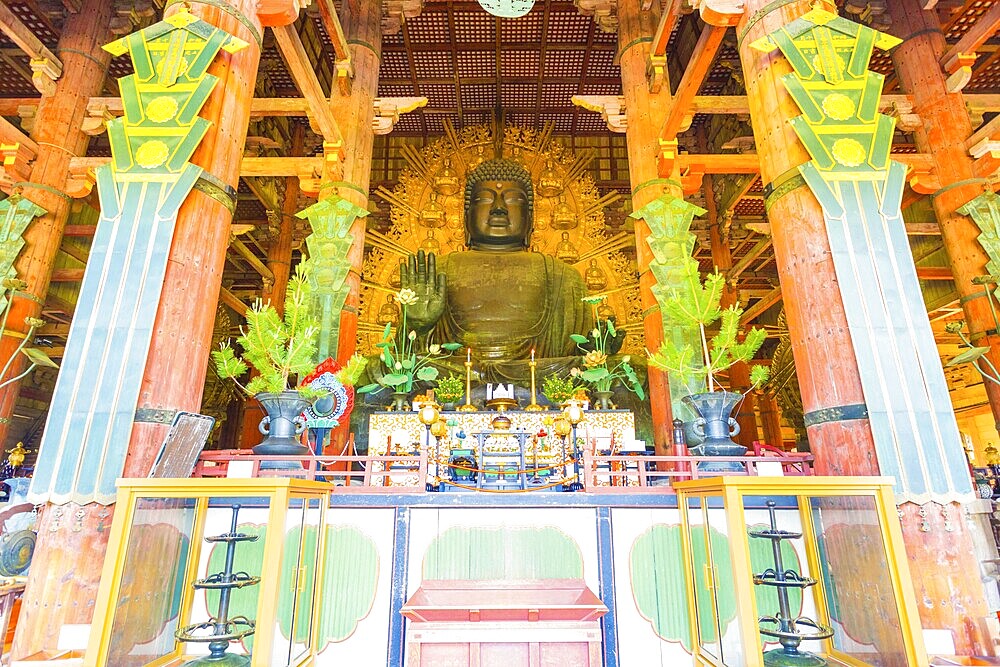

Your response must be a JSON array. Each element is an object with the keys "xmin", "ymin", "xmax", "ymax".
[
  {"xmin": 648, "ymin": 265, "xmax": 769, "ymax": 393},
  {"xmin": 212, "ymin": 266, "xmax": 321, "ymax": 397}
]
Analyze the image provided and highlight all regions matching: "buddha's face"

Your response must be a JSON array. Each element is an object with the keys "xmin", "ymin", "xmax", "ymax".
[{"xmin": 467, "ymin": 179, "xmax": 529, "ymax": 248}]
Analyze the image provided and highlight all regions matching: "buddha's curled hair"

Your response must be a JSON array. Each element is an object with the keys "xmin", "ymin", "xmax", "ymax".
[{"xmin": 463, "ymin": 159, "xmax": 535, "ymax": 224}]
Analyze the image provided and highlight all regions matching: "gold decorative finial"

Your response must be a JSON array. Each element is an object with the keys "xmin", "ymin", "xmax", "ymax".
[{"xmin": 7, "ymin": 442, "xmax": 28, "ymax": 468}]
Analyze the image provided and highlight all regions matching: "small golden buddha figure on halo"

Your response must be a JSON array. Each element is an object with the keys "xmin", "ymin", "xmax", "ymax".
[
  {"xmin": 376, "ymin": 293, "xmax": 400, "ymax": 326},
  {"xmin": 420, "ymin": 229, "xmax": 441, "ymax": 254},
  {"xmin": 585, "ymin": 258, "xmax": 608, "ymax": 292},
  {"xmin": 554, "ymin": 231, "xmax": 579, "ymax": 263}
]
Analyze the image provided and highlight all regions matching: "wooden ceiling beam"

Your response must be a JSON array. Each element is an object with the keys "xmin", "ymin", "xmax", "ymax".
[
  {"xmin": 727, "ymin": 237, "xmax": 771, "ymax": 282},
  {"xmin": 271, "ymin": 24, "xmax": 342, "ymax": 143},
  {"xmin": 739, "ymin": 286, "xmax": 782, "ymax": 326},
  {"xmin": 916, "ymin": 266, "xmax": 955, "ymax": 280},
  {"xmin": 16, "ymin": 93, "xmax": 1000, "ymax": 124},
  {"xmin": 0, "ymin": 1, "xmax": 61, "ymax": 96},
  {"xmin": 219, "ymin": 287, "xmax": 251, "ymax": 317}
]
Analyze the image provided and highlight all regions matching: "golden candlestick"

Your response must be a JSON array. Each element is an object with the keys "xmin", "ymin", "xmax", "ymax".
[
  {"xmin": 458, "ymin": 359, "xmax": 477, "ymax": 412},
  {"xmin": 525, "ymin": 358, "xmax": 543, "ymax": 411}
]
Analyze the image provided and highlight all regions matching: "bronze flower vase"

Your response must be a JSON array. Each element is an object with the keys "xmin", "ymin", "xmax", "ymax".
[
  {"xmin": 390, "ymin": 391, "xmax": 410, "ymax": 411},
  {"xmin": 682, "ymin": 392, "xmax": 746, "ymax": 473},
  {"xmin": 593, "ymin": 390, "xmax": 614, "ymax": 410},
  {"xmin": 254, "ymin": 391, "xmax": 311, "ymax": 469}
]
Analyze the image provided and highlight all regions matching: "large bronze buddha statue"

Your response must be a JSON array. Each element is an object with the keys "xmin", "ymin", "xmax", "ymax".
[{"xmin": 399, "ymin": 159, "xmax": 593, "ymax": 381}]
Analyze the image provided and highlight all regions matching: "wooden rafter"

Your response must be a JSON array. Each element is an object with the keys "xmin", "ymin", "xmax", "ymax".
[
  {"xmin": 660, "ymin": 24, "xmax": 728, "ymax": 142},
  {"xmin": 314, "ymin": 0, "xmax": 353, "ymax": 95},
  {"xmin": 0, "ymin": 1, "xmax": 61, "ymax": 96},
  {"xmin": 739, "ymin": 286, "xmax": 782, "ymax": 326},
  {"xmin": 271, "ymin": 23, "xmax": 342, "ymax": 143}
]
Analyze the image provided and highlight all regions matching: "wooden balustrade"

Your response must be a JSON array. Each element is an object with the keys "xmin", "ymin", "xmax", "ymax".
[{"xmin": 193, "ymin": 449, "xmax": 814, "ymax": 493}]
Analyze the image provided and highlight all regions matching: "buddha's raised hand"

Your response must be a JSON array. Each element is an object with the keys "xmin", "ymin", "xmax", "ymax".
[{"xmin": 399, "ymin": 250, "xmax": 447, "ymax": 333}]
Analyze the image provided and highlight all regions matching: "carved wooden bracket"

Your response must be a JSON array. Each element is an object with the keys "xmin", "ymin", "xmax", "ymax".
[
  {"xmin": 571, "ymin": 95, "xmax": 626, "ymax": 133},
  {"xmin": 944, "ymin": 53, "xmax": 977, "ymax": 93},
  {"xmin": 383, "ymin": 0, "xmax": 424, "ymax": 35},
  {"xmin": 574, "ymin": 0, "xmax": 618, "ymax": 32},
  {"xmin": 908, "ymin": 167, "xmax": 941, "ymax": 195},
  {"xmin": 0, "ymin": 2, "xmax": 63, "ymax": 96},
  {"xmin": 66, "ymin": 163, "xmax": 96, "ymax": 198},
  {"xmin": 0, "ymin": 142, "xmax": 35, "ymax": 187},
  {"xmin": 299, "ymin": 140, "xmax": 345, "ymax": 196},
  {"xmin": 258, "ymin": 0, "xmax": 312, "ymax": 27},
  {"xmin": 82, "ymin": 98, "xmax": 116, "ymax": 136},
  {"xmin": 692, "ymin": 0, "xmax": 744, "ymax": 26},
  {"xmin": 372, "ymin": 96, "xmax": 428, "ymax": 135},
  {"xmin": 647, "ymin": 55, "xmax": 667, "ymax": 94},
  {"xmin": 886, "ymin": 100, "xmax": 921, "ymax": 133},
  {"xmin": 657, "ymin": 138, "xmax": 679, "ymax": 180}
]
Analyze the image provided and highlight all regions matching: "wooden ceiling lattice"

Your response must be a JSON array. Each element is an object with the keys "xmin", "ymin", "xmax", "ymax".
[{"xmin": 377, "ymin": 1, "xmax": 620, "ymax": 136}]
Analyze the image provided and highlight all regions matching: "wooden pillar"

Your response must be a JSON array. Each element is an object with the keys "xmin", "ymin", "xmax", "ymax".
[
  {"xmin": 739, "ymin": 2, "xmax": 992, "ymax": 651},
  {"xmin": 126, "ymin": 0, "xmax": 263, "ymax": 471},
  {"xmin": 618, "ymin": 0, "xmax": 676, "ymax": 455},
  {"xmin": 704, "ymin": 172, "xmax": 759, "ymax": 444},
  {"xmin": 891, "ymin": 0, "xmax": 1000, "ymax": 433},
  {"xmin": 887, "ymin": 1, "xmax": 998, "ymax": 651},
  {"xmin": 0, "ymin": 0, "xmax": 112, "ymax": 445},
  {"xmin": 737, "ymin": 0, "xmax": 876, "ymax": 478},
  {"xmin": 758, "ymin": 391, "xmax": 783, "ymax": 448},
  {"xmin": 331, "ymin": 0, "xmax": 381, "ymax": 365}
]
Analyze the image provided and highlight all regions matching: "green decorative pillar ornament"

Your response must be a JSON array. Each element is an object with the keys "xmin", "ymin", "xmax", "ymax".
[
  {"xmin": 751, "ymin": 9, "xmax": 971, "ymax": 503},
  {"xmin": 29, "ymin": 9, "xmax": 247, "ymax": 505},
  {"xmin": 630, "ymin": 193, "xmax": 707, "ymax": 420},
  {"xmin": 296, "ymin": 194, "xmax": 369, "ymax": 362},
  {"xmin": 958, "ymin": 191, "xmax": 1000, "ymax": 299},
  {"xmin": 0, "ymin": 195, "xmax": 45, "ymax": 310}
]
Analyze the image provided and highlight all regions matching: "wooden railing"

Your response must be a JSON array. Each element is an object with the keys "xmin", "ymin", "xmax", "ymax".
[{"xmin": 193, "ymin": 448, "xmax": 814, "ymax": 493}]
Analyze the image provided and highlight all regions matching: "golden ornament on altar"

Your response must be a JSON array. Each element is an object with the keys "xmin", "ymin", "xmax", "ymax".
[
  {"xmin": 430, "ymin": 418, "xmax": 449, "ymax": 439},
  {"xmin": 146, "ymin": 96, "xmax": 179, "ymax": 123},
  {"xmin": 821, "ymin": 93, "xmax": 855, "ymax": 121},
  {"xmin": 7, "ymin": 442, "xmax": 27, "ymax": 469},
  {"xmin": 553, "ymin": 417, "xmax": 571, "ymax": 437},
  {"xmin": 831, "ymin": 137, "xmax": 867, "ymax": 167},
  {"xmin": 135, "ymin": 140, "xmax": 170, "ymax": 169}
]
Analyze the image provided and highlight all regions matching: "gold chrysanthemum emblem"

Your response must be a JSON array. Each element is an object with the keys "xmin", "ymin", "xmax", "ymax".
[
  {"xmin": 821, "ymin": 93, "xmax": 855, "ymax": 121},
  {"xmin": 135, "ymin": 140, "xmax": 170, "ymax": 169},
  {"xmin": 831, "ymin": 138, "xmax": 867, "ymax": 168},
  {"xmin": 146, "ymin": 96, "xmax": 179, "ymax": 123}
]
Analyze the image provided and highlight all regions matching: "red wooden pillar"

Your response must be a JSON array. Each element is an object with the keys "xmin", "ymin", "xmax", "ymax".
[
  {"xmin": 704, "ymin": 172, "xmax": 759, "ymax": 445},
  {"xmin": 891, "ymin": 0, "xmax": 1000, "ymax": 431},
  {"xmin": 618, "ymin": 0, "xmax": 675, "ymax": 455},
  {"xmin": 758, "ymin": 392, "xmax": 784, "ymax": 448},
  {"xmin": 125, "ymin": 0, "xmax": 264, "ymax": 472},
  {"xmin": 238, "ymin": 124, "xmax": 305, "ymax": 449},
  {"xmin": 737, "ymin": 0, "xmax": 876, "ymax": 479},
  {"xmin": 887, "ymin": 0, "xmax": 999, "ymax": 651},
  {"xmin": 739, "ymin": 1, "xmax": 993, "ymax": 651},
  {"xmin": 331, "ymin": 0, "xmax": 381, "ymax": 365},
  {"xmin": 0, "ymin": 0, "xmax": 112, "ymax": 446}
]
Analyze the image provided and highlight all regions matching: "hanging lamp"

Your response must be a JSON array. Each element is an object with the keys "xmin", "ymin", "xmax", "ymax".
[{"xmin": 477, "ymin": 0, "xmax": 535, "ymax": 18}]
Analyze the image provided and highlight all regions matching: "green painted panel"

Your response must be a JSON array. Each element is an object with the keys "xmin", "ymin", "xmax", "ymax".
[
  {"xmin": 423, "ymin": 525, "xmax": 583, "ymax": 580},
  {"xmin": 629, "ymin": 523, "xmax": 802, "ymax": 652}
]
